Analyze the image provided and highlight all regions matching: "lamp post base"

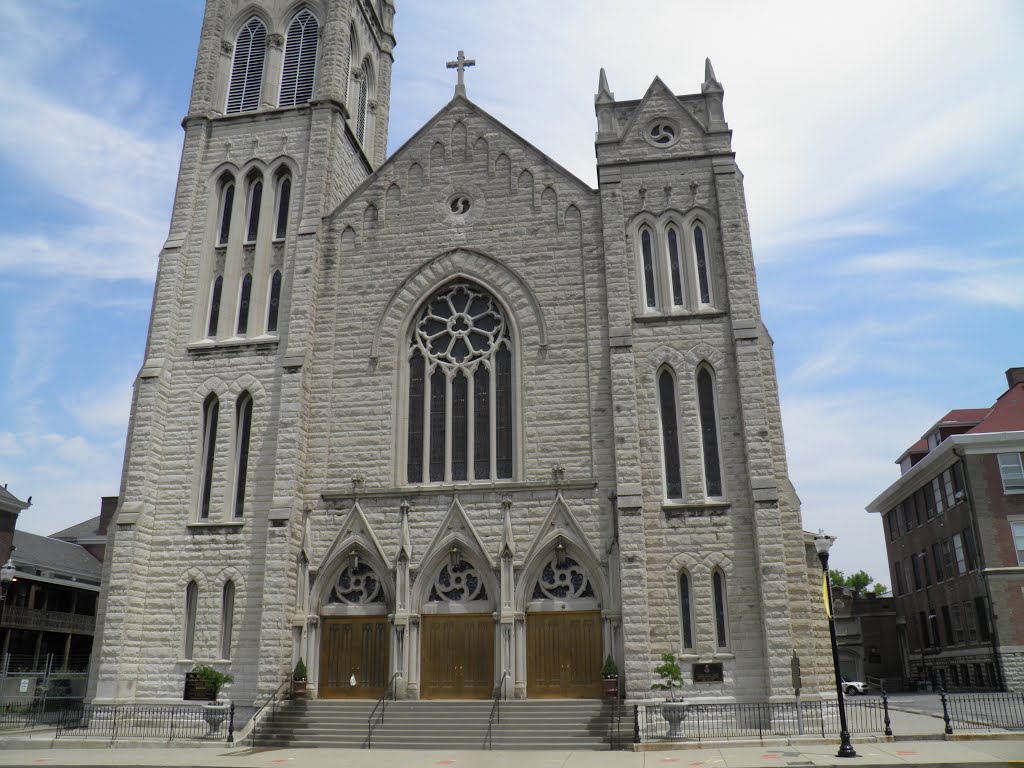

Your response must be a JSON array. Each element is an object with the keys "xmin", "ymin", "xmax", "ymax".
[{"xmin": 837, "ymin": 738, "xmax": 858, "ymax": 758}]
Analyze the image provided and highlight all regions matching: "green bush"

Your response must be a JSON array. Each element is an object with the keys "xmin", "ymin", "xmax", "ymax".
[
  {"xmin": 293, "ymin": 658, "xmax": 308, "ymax": 681},
  {"xmin": 191, "ymin": 664, "xmax": 234, "ymax": 700},
  {"xmin": 651, "ymin": 653, "xmax": 684, "ymax": 701},
  {"xmin": 600, "ymin": 654, "xmax": 618, "ymax": 679}
]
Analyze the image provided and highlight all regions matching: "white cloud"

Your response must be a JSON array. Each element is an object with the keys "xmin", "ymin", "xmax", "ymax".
[
  {"xmin": 0, "ymin": 432, "xmax": 24, "ymax": 457},
  {"xmin": 63, "ymin": 376, "xmax": 135, "ymax": 435}
]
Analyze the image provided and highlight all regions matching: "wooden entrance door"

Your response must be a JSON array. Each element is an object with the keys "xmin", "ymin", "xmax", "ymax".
[
  {"xmin": 319, "ymin": 616, "xmax": 389, "ymax": 699},
  {"xmin": 421, "ymin": 614, "xmax": 494, "ymax": 699},
  {"xmin": 526, "ymin": 611, "xmax": 602, "ymax": 698}
]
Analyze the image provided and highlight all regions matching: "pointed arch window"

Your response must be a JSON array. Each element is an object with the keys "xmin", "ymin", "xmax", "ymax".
[
  {"xmin": 267, "ymin": 270, "xmax": 282, "ymax": 333},
  {"xmin": 184, "ymin": 580, "xmax": 198, "ymax": 659},
  {"xmin": 658, "ymin": 368, "xmax": 683, "ymax": 499},
  {"xmin": 406, "ymin": 281, "xmax": 514, "ymax": 484},
  {"xmin": 667, "ymin": 226, "xmax": 685, "ymax": 307},
  {"xmin": 207, "ymin": 276, "xmax": 223, "ymax": 338},
  {"xmin": 226, "ymin": 17, "xmax": 267, "ymax": 114},
  {"xmin": 220, "ymin": 580, "xmax": 235, "ymax": 659},
  {"xmin": 198, "ymin": 393, "xmax": 220, "ymax": 520},
  {"xmin": 697, "ymin": 366, "xmax": 723, "ymax": 497},
  {"xmin": 279, "ymin": 9, "xmax": 319, "ymax": 107},
  {"xmin": 217, "ymin": 182, "xmax": 235, "ymax": 245},
  {"xmin": 236, "ymin": 273, "xmax": 253, "ymax": 335},
  {"xmin": 355, "ymin": 58, "xmax": 372, "ymax": 145},
  {"xmin": 640, "ymin": 227, "xmax": 657, "ymax": 309},
  {"xmin": 694, "ymin": 223, "xmax": 712, "ymax": 305},
  {"xmin": 712, "ymin": 570, "xmax": 729, "ymax": 648},
  {"xmin": 274, "ymin": 176, "xmax": 291, "ymax": 240},
  {"xmin": 679, "ymin": 572, "xmax": 694, "ymax": 649},
  {"xmin": 245, "ymin": 179, "xmax": 263, "ymax": 243},
  {"xmin": 233, "ymin": 392, "xmax": 253, "ymax": 519}
]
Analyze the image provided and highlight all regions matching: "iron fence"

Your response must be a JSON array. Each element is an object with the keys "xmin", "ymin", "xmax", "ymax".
[
  {"xmin": 54, "ymin": 703, "xmax": 236, "ymax": 743},
  {"xmin": 942, "ymin": 691, "xmax": 1024, "ymax": 732},
  {"xmin": 634, "ymin": 697, "xmax": 890, "ymax": 743},
  {"xmin": 0, "ymin": 702, "xmax": 35, "ymax": 731}
]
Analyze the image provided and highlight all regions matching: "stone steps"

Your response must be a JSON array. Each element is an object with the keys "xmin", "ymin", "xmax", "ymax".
[{"xmin": 253, "ymin": 699, "xmax": 630, "ymax": 750}]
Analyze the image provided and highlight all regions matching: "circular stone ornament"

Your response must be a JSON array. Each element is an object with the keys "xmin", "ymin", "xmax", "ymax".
[{"xmin": 644, "ymin": 119, "xmax": 680, "ymax": 148}]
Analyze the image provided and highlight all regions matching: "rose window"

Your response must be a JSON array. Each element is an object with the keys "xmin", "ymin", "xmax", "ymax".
[
  {"xmin": 532, "ymin": 554, "xmax": 595, "ymax": 600},
  {"xmin": 407, "ymin": 280, "xmax": 514, "ymax": 483},
  {"xmin": 428, "ymin": 560, "xmax": 488, "ymax": 602},
  {"xmin": 329, "ymin": 561, "xmax": 384, "ymax": 604}
]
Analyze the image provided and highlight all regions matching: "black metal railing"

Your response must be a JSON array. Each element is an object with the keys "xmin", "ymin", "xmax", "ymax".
[
  {"xmin": 246, "ymin": 677, "xmax": 292, "ymax": 747},
  {"xmin": 941, "ymin": 690, "xmax": 1024, "ymax": 732},
  {"xmin": 366, "ymin": 672, "xmax": 400, "ymax": 749},
  {"xmin": 485, "ymin": 670, "xmax": 511, "ymax": 750},
  {"xmin": 633, "ymin": 697, "xmax": 891, "ymax": 743},
  {"xmin": 0, "ymin": 703, "xmax": 36, "ymax": 731},
  {"xmin": 54, "ymin": 703, "xmax": 235, "ymax": 743}
]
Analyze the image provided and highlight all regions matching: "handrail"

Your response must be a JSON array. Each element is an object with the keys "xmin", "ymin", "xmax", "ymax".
[
  {"xmin": 485, "ymin": 670, "xmax": 511, "ymax": 750},
  {"xmin": 239, "ymin": 676, "xmax": 291, "ymax": 747},
  {"xmin": 366, "ymin": 672, "xmax": 400, "ymax": 749}
]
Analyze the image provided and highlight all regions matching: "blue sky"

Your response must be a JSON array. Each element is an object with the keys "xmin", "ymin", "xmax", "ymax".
[{"xmin": 1, "ymin": 0, "xmax": 1022, "ymax": 586}]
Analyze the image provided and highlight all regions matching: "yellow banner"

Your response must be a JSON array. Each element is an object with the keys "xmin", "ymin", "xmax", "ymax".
[{"xmin": 822, "ymin": 572, "xmax": 831, "ymax": 618}]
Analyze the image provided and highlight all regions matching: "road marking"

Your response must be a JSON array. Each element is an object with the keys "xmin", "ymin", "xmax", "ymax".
[{"xmin": 896, "ymin": 752, "xmax": 918, "ymax": 756}]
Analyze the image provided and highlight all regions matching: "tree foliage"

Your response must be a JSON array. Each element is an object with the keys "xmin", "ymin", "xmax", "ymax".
[{"xmin": 829, "ymin": 569, "xmax": 887, "ymax": 596}]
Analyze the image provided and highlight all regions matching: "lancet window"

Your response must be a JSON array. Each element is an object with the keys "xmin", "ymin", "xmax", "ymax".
[
  {"xmin": 198, "ymin": 393, "xmax": 219, "ymax": 520},
  {"xmin": 232, "ymin": 392, "xmax": 253, "ymax": 518},
  {"xmin": 184, "ymin": 580, "xmax": 198, "ymax": 659},
  {"xmin": 658, "ymin": 368, "xmax": 683, "ymax": 499},
  {"xmin": 406, "ymin": 281, "xmax": 514, "ymax": 484},
  {"xmin": 279, "ymin": 9, "xmax": 319, "ymax": 108},
  {"xmin": 696, "ymin": 366, "xmax": 723, "ymax": 498},
  {"xmin": 226, "ymin": 17, "xmax": 268, "ymax": 114},
  {"xmin": 635, "ymin": 218, "xmax": 716, "ymax": 314}
]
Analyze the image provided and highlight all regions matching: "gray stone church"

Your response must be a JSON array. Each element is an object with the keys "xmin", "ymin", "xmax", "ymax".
[{"xmin": 89, "ymin": 0, "xmax": 831, "ymax": 706}]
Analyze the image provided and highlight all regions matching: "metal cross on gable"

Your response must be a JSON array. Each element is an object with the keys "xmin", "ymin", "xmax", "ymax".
[{"xmin": 446, "ymin": 50, "xmax": 475, "ymax": 98}]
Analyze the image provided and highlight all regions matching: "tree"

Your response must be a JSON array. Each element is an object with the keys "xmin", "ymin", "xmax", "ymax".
[{"xmin": 830, "ymin": 569, "xmax": 887, "ymax": 596}]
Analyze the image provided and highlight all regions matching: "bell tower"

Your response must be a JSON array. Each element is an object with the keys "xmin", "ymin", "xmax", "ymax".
[{"xmin": 88, "ymin": 0, "xmax": 397, "ymax": 706}]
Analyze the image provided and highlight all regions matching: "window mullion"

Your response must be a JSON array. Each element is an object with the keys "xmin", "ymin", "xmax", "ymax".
[
  {"xmin": 467, "ymin": 366, "xmax": 476, "ymax": 482},
  {"xmin": 489, "ymin": 362, "xmax": 497, "ymax": 482},
  {"xmin": 445, "ymin": 370, "xmax": 453, "ymax": 483}
]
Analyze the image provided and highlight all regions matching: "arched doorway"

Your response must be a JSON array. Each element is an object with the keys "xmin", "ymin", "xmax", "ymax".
[
  {"xmin": 318, "ymin": 555, "xmax": 390, "ymax": 699},
  {"xmin": 524, "ymin": 546, "xmax": 603, "ymax": 698},
  {"xmin": 419, "ymin": 552, "xmax": 496, "ymax": 699}
]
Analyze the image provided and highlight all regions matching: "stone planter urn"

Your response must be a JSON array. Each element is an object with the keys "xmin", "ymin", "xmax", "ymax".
[
  {"xmin": 602, "ymin": 677, "xmax": 619, "ymax": 700},
  {"xmin": 202, "ymin": 701, "xmax": 229, "ymax": 732},
  {"xmin": 660, "ymin": 701, "xmax": 689, "ymax": 739}
]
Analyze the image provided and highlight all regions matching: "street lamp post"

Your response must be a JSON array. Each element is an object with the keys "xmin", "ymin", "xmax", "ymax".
[
  {"xmin": 1, "ymin": 559, "xmax": 17, "ymax": 661},
  {"xmin": 814, "ymin": 530, "xmax": 857, "ymax": 759}
]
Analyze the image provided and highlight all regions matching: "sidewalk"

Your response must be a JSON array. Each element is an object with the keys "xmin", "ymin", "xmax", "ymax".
[{"xmin": 0, "ymin": 737, "xmax": 1021, "ymax": 768}]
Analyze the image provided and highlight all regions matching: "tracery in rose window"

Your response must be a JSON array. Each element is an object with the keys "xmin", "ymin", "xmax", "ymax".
[
  {"xmin": 328, "ymin": 560, "xmax": 385, "ymax": 605},
  {"xmin": 531, "ymin": 553, "xmax": 595, "ymax": 600},
  {"xmin": 428, "ymin": 560, "xmax": 489, "ymax": 603}
]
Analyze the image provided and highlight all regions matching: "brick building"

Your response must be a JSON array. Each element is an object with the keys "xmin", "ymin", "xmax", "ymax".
[
  {"xmin": 88, "ymin": 0, "xmax": 831, "ymax": 707},
  {"xmin": 867, "ymin": 367, "xmax": 1024, "ymax": 690}
]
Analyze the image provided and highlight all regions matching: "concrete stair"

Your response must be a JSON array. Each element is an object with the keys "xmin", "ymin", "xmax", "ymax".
[{"xmin": 252, "ymin": 699, "xmax": 630, "ymax": 750}]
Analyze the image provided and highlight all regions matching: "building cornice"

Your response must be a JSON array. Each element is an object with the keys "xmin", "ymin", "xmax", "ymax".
[{"xmin": 866, "ymin": 430, "xmax": 1024, "ymax": 514}]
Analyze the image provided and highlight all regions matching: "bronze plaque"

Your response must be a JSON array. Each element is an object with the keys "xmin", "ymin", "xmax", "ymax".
[
  {"xmin": 183, "ymin": 672, "xmax": 213, "ymax": 701},
  {"xmin": 692, "ymin": 663, "xmax": 724, "ymax": 683}
]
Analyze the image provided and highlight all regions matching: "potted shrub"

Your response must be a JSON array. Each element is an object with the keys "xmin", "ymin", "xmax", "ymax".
[
  {"xmin": 292, "ymin": 658, "xmax": 308, "ymax": 700},
  {"xmin": 601, "ymin": 655, "xmax": 619, "ymax": 700},
  {"xmin": 651, "ymin": 653, "xmax": 687, "ymax": 739},
  {"xmin": 191, "ymin": 664, "xmax": 234, "ymax": 730}
]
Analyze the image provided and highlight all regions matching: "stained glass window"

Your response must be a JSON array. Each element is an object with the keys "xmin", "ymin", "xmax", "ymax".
[
  {"xmin": 667, "ymin": 227, "xmax": 684, "ymax": 307},
  {"xmin": 713, "ymin": 571, "xmax": 728, "ymax": 648},
  {"xmin": 407, "ymin": 281, "xmax": 512, "ymax": 483},
  {"xmin": 680, "ymin": 573, "xmax": 693, "ymax": 649},
  {"xmin": 641, "ymin": 228, "xmax": 657, "ymax": 308},
  {"xmin": 207, "ymin": 276, "xmax": 223, "ymax": 337},
  {"xmin": 274, "ymin": 177, "xmax": 291, "ymax": 240},
  {"xmin": 658, "ymin": 370, "xmax": 682, "ymax": 498},
  {"xmin": 267, "ymin": 270, "xmax": 282, "ymax": 333},
  {"xmin": 218, "ymin": 184, "xmax": 234, "ymax": 245},
  {"xmin": 246, "ymin": 180, "xmax": 262, "ymax": 242},
  {"xmin": 697, "ymin": 367, "xmax": 723, "ymax": 497},
  {"xmin": 236, "ymin": 273, "xmax": 252, "ymax": 335},
  {"xmin": 694, "ymin": 224, "xmax": 712, "ymax": 305},
  {"xmin": 233, "ymin": 393, "xmax": 252, "ymax": 518},
  {"xmin": 199, "ymin": 394, "xmax": 219, "ymax": 519}
]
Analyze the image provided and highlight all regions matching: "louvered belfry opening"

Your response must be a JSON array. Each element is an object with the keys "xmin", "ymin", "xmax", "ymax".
[
  {"xmin": 280, "ymin": 9, "xmax": 319, "ymax": 107},
  {"xmin": 226, "ymin": 17, "xmax": 268, "ymax": 114}
]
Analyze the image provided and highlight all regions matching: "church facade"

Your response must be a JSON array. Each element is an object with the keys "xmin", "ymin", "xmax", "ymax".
[{"xmin": 89, "ymin": 0, "xmax": 832, "ymax": 706}]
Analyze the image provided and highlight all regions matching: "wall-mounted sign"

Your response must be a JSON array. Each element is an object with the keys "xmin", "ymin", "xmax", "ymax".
[{"xmin": 692, "ymin": 663, "xmax": 724, "ymax": 683}]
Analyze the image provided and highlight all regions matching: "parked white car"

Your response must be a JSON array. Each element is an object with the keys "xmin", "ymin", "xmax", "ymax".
[{"xmin": 841, "ymin": 678, "xmax": 868, "ymax": 695}]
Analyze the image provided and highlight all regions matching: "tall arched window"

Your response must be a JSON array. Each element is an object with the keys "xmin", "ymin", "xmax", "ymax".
[
  {"xmin": 184, "ymin": 580, "xmax": 199, "ymax": 659},
  {"xmin": 220, "ymin": 581, "xmax": 235, "ymax": 659},
  {"xmin": 658, "ymin": 368, "xmax": 683, "ymax": 499},
  {"xmin": 217, "ymin": 182, "xmax": 235, "ymax": 245},
  {"xmin": 696, "ymin": 366, "xmax": 723, "ymax": 497},
  {"xmin": 267, "ymin": 270, "xmax": 282, "ymax": 333},
  {"xmin": 406, "ymin": 281, "xmax": 514, "ymax": 484},
  {"xmin": 693, "ymin": 223, "xmax": 713, "ymax": 306},
  {"xmin": 679, "ymin": 572, "xmax": 694, "ymax": 650},
  {"xmin": 666, "ymin": 226, "xmax": 685, "ymax": 307},
  {"xmin": 712, "ymin": 570, "xmax": 729, "ymax": 648},
  {"xmin": 236, "ymin": 273, "xmax": 252, "ymax": 335},
  {"xmin": 274, "ymin": 175, "xmax": 291, "ymax": 240},
  {"xmin": 245, "ymin": 178, "xmax": 263, "ymax": 243},
  {"xmin": 207, "ymin": 276, "xmax": 224, "ymax": 338},
  {"xmin": 355, "ymin": 58, "xmax": 372, "ymax": 145},
  {"xmin": 640, "ymin": 227, "xmax": 657, "ymax": 309},
  {"xmin": 279, "ymin": 9, "xmax": 319, "ymax": 107},
  {"xmin": 226, "ymin": 17, "xmax": 268, "ymax": 114},
  {"xmin": 198, "ymin": 393, "xmax": 220, "ymax": 519},
  {"xmin": 233, "ymin": 392, "xmax": 253, "ymax": 519}
]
